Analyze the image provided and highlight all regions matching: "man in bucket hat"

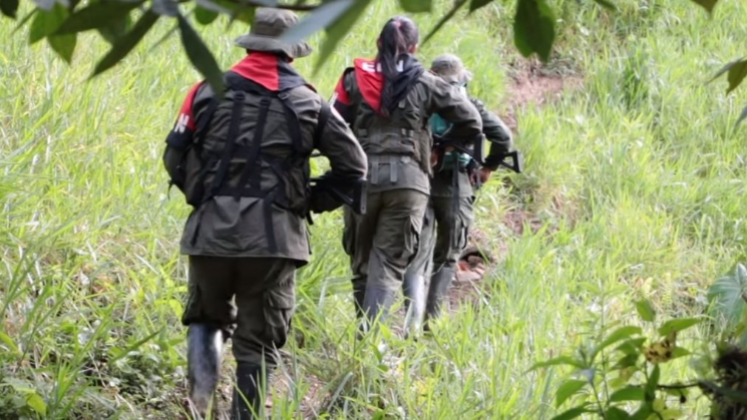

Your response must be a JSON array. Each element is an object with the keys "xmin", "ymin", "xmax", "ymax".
[
  {"xmin": 163, "ymin": 7, "xmax": 367, "ymax": 419},
  {"xmin": 403, "ymin": 53, "xmax": 515, "ymax": 335}
]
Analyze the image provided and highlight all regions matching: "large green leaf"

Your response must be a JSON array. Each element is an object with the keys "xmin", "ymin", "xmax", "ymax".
[
  {"xmin": 48, "ymin": 32, "xmax": 77, "ymax": 63},
  {"xmin": 551, "ymin": 406, "xmax": 592, "ymax": 420},
  {"xmin": 313, "ymin": 0, "xmax": 371, "ymax": 74},
  {"xmin": 92, "ymin": 9, "xmax": 159, "ymax": 76},
  {"xmin": 97, "ymin": 13, "xmax": 132, "ymax": 44},
  {"xmin": 630, "ymin": 403, "xmax": 652, "ymax": 420},
  {"xmin": 727, "ymin": 61, "xmax": 747, "ymax": 94},
  {"xmin": 194, "ymin": 5, "xmax": 219, "ymax": 25},
  {"xmin": 529, "ymin": 356, "xmax": 585, "ymax": 371},
  {"xmin": 592, "ymin": 0, "xmax": 616, "ymax": 10},
  {"xmin": 711, "ymin": 58, "xmax": 745, "ymax": 83},
  {"xmin": 0, "ymin": 330, "xmax": 19, "ymax": 354},
  {"xmin": 658, "ymin": 318, "xmax": 701, "ymax": 336},
  {"xmin": 635, "ymin": 299, "xmax": 656, "ymax": 322},
  {"xmin": 610, "ymin": 386, "xmax": 645, "ymax": 402},
  {"xmin": 513, "ymin": 0, "xmax": 555, "ymax": 62},
  {"xmin": 422, "ymin": 0, "xmax": 466, "ymax": 44},
  {"xmin": 690, "ymin": 0, "xmax": 718, "ymax": 14},
  {"xmin": 56, "ymin": 0, "xmax": 143, "ymax": 34},
  {"xmin": 0, "ymin": 0, "xmax": 19, "ymax": 18},
  {"xmin": 708, "ymin": 264, "xmax": 747, "ymax": 331},
  {"xmin": 644, "ymin": 365, "xmax": 660, "ymax": 400},
  {"xmin": 737, "ymin": 104, "xmax": 747, "ymax": 126},
  {"xmin": 282, "ymin": 0, "xmax": 355, "ymax": 44},
  {"xmin": 400, "ymin": 0, "xmax": 431, "ymax": 12},
  {"xmin": 555, "ymin": 380, "xmax": 586, "ymax": 408},
  {"xmin": 29, "ymin": 3, "xmax": 67, "ymax": 44},
  {"xmin": 469, "ymin": 0, "xmax": 493, "ymax": 12},
  {"xmin": 612, "ymin": 353, "xmax": 639, "ymax": 369},
  {"xmin": 177, "ymin": 14, "xmax": 223, "ymax": 93},
  {"xmin": 605, "ymin": 407, "xmax": 630, "ymax": 420},
  {"xmin": 596, "ymin": 326, "xmax": 642, "ymax": 356},
  {"xmin": 616, "ymin": 338, "xmax": 646, "ymax": 356},
  {"xmin": 25, "ymin": 392, "xmax": 47, "ymax": 416}
]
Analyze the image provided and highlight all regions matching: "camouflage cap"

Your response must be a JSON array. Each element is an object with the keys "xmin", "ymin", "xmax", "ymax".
[
  {"xmin": 234, "ymin": 8, "xmax": 312, "ymax": 59},
  {"xmin": 430, "ymin": 53, "xmax": 472, "ymax": 85}
]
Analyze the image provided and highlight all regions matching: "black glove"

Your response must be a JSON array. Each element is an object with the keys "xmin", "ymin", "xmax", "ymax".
[{"xmin": 309, "ymin": 185, "xmax": 343, "ymax": 214}]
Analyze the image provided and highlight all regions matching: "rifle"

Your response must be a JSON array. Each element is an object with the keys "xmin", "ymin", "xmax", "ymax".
[
  {"xmin": 433, "ymin": 133, "xmax": 523, "ymax": 174},
  {"xmin": 490, "ymin": 150, "xmax": 524, "ymax": 174},
  {"xmin": 431, "ymin": 133, "xmax": 484, "ymax": 173},
  {"xmin": 309, "ymin": 175, "xmax": 367, "ymax": 215}
]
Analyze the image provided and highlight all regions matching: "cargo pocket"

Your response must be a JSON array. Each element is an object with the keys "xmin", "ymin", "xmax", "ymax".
[
  {"xmin": 262, "ymin": 285, "xmax": 295, "ymax": 349},
  {"xmin": 451, "ymin": 202, "xmax": 473, "ymax": 256},
  {"xmin": 453, "ymin": 217, "xmax": 469, "ymax": 254},
  {"xmin": 402, "ymin": 215, "xmax": 421, "ymax": 265},
  {"xmin": 180, "ymin": 280, "xmax": 203, "ymax": 326}
]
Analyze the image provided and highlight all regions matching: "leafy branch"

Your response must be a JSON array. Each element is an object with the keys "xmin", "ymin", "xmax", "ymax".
[{"xmin": 1, "ymin": 0, "xmax": 743, "ymax": 123}]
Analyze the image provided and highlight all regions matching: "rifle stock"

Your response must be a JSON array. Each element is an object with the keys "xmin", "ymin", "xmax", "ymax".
[
  {"xmin": 495, "ymin": 150, "xmax": 523, "ymax": 173},
  {"xmin": 309, "ymin": 176, "xmax": 367, "ymax": 215}
]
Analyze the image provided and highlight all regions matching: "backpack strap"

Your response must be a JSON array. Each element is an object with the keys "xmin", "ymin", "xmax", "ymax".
[
  {"xmin": 313, "ymin": 101, "xmax": 331, "ymax": 147},
  {"xmin": 194, "ymin": 99, "xmax": 219, "ymax": 143},
  {"xmin": 235, "ymin": 92, "xmax": 273, "ymax": 198},
  {"xmin": 206, "ymin": 91, "xmax": 245, "ymax": 202},
  {"xmin": 278, "ymin": 90, "xmax": 306, "ymax": 155}
]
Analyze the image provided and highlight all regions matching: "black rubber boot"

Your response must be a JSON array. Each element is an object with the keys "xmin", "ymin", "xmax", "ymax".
[
  {"xmin": 353, "ymin": 284, "xmax": 366, "ymax": 320},
  {"xmin": 187, "ymin": 324, "xmax": 223, "ymax": 416},
  {"xmin": 425, "ymin": 265, "xmax": 457, "ymax": 324},
  {"xmin": 232, "ymin": 363, "xmax": 265, "ymax": 420},
  {"xmin": 402, "ymin": 272, "xmax": 427, "ymax": 338},
  {"xmin": 362, "ymin": 285, "xmax": 396, "ymax": 327}
]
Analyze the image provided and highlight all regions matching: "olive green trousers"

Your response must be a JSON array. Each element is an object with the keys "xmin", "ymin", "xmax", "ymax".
[
  {"xmin": 343, "ymin": 189, "xmax": 429, "ymax": 325},
  {"xmin": 182, "ymin": 256, "xmax": 297, "ymax": 368},
  {"xmin": 403, "ymin": 195, "xmax": 474, "ymax": 331}
]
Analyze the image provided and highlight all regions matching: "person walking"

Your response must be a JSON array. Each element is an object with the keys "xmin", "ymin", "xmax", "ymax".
[
  {"xmin": 331, "ymin": 17, "xmax": 482, "ymax": 331},
  {"xmin": 163, "ymin": 8, "xmax": 367, "ymax": 419},
  {"xmin": 403, "ymin": 53, "xmax": 515, "ymax": 335}
]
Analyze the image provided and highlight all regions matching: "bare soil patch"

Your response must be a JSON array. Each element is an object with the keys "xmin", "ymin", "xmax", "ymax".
[
  {"xmin": 451, "ymin": 58, "xmax": 583, "ymax": 306},
  {"xmin": 500, "ymin": 58, "xmax": 583, "ymax": 131}
]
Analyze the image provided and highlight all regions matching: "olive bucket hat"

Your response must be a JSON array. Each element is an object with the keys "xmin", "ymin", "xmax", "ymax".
[
  {"xmin": 234, "ymin": 7, "xmax": 312, "ymax": 59},
  {"xmin": 430, "ymin": 53, "xmax": 473, "ymax": 85}
]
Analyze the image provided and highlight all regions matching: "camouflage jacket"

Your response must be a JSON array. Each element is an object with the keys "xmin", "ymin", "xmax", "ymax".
[
  {"xmin": 163, "ymin": 53, "xmax": 367, "ymax": 265},
  {"xmin": 332, "ymin": 55, "xmax": 482, "ymax": 196},
  {"xmin": 431, "ymin": 96, "xmax": 514, "ymax": 198}
]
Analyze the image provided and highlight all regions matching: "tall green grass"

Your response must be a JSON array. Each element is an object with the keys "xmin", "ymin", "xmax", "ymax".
[{"xmin": 1, "ymin": 0, "xmax": 746, "ymax": 418}]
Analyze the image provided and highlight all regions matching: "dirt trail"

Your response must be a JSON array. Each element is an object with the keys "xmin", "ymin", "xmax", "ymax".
[{"xmin": 450, "ymin": 59, "xmax": 582, "ymax": 307}]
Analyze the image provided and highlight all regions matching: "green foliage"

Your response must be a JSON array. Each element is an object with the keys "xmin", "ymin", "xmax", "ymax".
[
  {"xmin": 0, "ymin": 0, "xmax": 738, "ymax": 106},
  {"xmin": 177, "ymin": 13, "xmax": 223, "ymax": 92},
  {"xmin": 47, "ymin": 32, "xmax": 76, "ymax": 63},
  {"xmin": 555, "ymin": 379, "xmax": 587, "ymax": 407},
  {"xmin": 2, "ymin": 0, "xmax": 747, "ymax": 417},
  {"xmin": 513, "ymin": 0, "xmax": 555, "ymax": 62},
  {"xmin": 534, "ymin": 309, "xmax": 700, "ymax": 419},
  {"xmin": 708, "ymin": 264, "xmax": 747, "ymax": 334},
  {"xmin": 0, "ymin": 0, "xmax": 18, "ymax": 18},
  {"xmin": 635, "ymin": 299, "xmax": 656, "ymax": 322},
  {"xmin": 55, "ymin": 0, "xmax": 143, "ymax": 34},
  {"xmin": 92, "ymin": 10, "xmax": 160, "ymax": 76},
  {"xmin": 691, "ymin": 0, "xmax": 718, "ymax": 14}
]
